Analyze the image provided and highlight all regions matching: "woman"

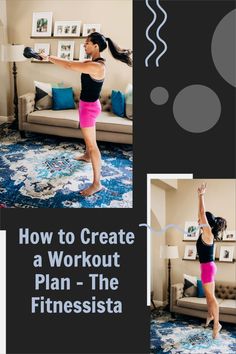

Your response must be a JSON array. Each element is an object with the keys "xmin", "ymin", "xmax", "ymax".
[
  {"xmin": 41, "ymin": 32, "xmax": 132, "ymax": 196},
  {"xmin": 196, "ymin": 183, "xmax": 227, "ymax": 339}
]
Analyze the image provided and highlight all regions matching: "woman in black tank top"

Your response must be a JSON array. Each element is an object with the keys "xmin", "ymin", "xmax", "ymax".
[
  {"xmin": 197, "ymin": 183, "xmax": 227, "ymax": 339},
  {"xmin": 40, "ymin": 32, "xmax": 132, "ymax": 196}
]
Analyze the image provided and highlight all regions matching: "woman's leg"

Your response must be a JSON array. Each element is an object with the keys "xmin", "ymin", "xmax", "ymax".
[
  {"xmin": 74, "ymin": 147, "xmax": 91, "ymax": 162},
  {"xmin": 79, "ymin": 126, "xmax": 102, "ymax": 196},
  {"xmin": 205, "ymin": 295, "xmax": 213, "ymax": 326},
  {"xmin": 203, "ymin": 282, "xmax": 221, "ymax": 338}
]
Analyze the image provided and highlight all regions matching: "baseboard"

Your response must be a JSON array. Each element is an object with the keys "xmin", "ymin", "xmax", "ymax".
[{"xmin": 0, "ymin": 115, "xmax": 14, "ymax": 123}]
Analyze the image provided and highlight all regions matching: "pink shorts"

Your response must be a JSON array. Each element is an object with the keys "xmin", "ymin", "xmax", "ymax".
[
  {"xmin": 78, "ymin": 99, "xmax": 101, "ymax": 128},
  {"xmin": 200, "ymin": 262, "xmax": 217, "ymax": 284}
]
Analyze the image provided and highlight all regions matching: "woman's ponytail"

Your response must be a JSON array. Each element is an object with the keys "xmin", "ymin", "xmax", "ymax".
[
  {"xmin": 106, "ymin": 37, "xmax": 132, "ymax": 67},
  {"xmin": 88, "ymin": 32, "xmax": 132, "ymax": 67},
  {"xmin": 206, "ymin": 211, "xmax": 227, "ymax": 241}
]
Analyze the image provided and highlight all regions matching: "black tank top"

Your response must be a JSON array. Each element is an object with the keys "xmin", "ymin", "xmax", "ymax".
[
  {"xmin": 80, "ymin": 57, "xmax": 105, "ymax": 102},
  {"xmin": 196, "ymin": 233, "xmax": 214, "ymax": 263}
]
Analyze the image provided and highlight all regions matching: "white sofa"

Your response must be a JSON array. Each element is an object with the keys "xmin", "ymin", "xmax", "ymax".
[
  {"xmin": 18, "ymin": 92, "xmax": 132, "ymax": 144},
  {"xmin": 171, "ymin": 281, "xmax": 236, "ymax": 324}
]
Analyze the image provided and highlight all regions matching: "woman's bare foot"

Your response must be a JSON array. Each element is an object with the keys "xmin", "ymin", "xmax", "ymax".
[
  {"xmin": 80, "ymin": 183, "xmax": 102, "ymax": 196},
  {"xmin": 205, "ymin": 315, "xmax": 214, "ymax": 327},
  {"xmin": 212, "ymin": 323, "xmax": 222, "ymax": 339},
  {"xmin": 74, "ymin": 153, "xmax": 91, "ymax": 162}
]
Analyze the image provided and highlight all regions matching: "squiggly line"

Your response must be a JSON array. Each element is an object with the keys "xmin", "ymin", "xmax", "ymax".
[
  {"xmin": 145, "ymin": 0, "xmax": 157, "ymax": 67},
  {"xmin": 139, "ymin": 223, "xmax": 207, "ymax": 236},
  {"xmin": 155, "ymin": 0, "xmax": 167, "ymax": 66}
]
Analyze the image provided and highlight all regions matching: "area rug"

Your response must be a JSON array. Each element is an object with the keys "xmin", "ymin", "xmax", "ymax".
[
  {"xmin": 151, "ymin": 312, "xmax": 236, "ymax": 353},
  {"xmin": 0, "ymin": 124, "xmax": 132, "ymax": 208}
]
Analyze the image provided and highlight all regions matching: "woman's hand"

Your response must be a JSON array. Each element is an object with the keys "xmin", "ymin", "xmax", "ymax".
[
  {"xmin": 39, "ymin": 52, "xmax": 49, "ymax": 61},
  {"xmin": 198, "ymin": 182, "xmax": 207, "ymax": 196}
]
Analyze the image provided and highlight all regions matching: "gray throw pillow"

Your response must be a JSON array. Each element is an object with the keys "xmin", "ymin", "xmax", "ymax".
[{"xmin": 183, "ymin": 274, "xmax": 198, "ymax": 297}]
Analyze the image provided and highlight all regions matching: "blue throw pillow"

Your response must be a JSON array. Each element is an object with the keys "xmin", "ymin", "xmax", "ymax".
[
  {"xmin": 111, "ymin": 90, "xmax": 125, "ymax": 117},
  {"xmin": 52, "ymin": 87, "xmax": 75, "ymax": 110},
  {"xmin": 197, "ymin": 279, "xmax": 205, "ymax": 298}
]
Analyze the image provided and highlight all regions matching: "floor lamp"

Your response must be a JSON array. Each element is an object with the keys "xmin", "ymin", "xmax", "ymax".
[
  {"xmin": 1, "ymin": 44, "xmax": 26, "ymax": 126},
  {"xmin": 162, "ymin": 245, "xmax": 179, "ymax": 312}
]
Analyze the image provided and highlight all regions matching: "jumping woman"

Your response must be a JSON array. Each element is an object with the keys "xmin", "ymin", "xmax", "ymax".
[
  {"xmin": 41, "ymin": 32, "xmax": 132, "ymax": 196},
  {"xmin": 196, "ymin": 183, "xmax": 227, "ymax": 339}
]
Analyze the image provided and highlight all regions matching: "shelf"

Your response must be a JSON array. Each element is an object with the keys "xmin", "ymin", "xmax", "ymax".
[
  {"xmin": 183, "ymin": 240, "xmax": 236, "ymax": 242},
  {"xmin": 30, "ymin": 36, "xmax": 86, "ymax": 39},
  {"xmin": 31, "ymin": 59, "xmax": 80, "ymax": 63},
  {"xmin": 31, "ymin": 60, "xmax": 52, "ymax": 63},
  {"xmin": 182, "ymin": 258, "xmax": 235, "ymax": 263}
]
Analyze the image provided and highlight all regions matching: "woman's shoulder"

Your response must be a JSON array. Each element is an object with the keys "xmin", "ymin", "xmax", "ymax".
[
  {"xmin": 93, "ymin": 57, "xmax": 106, "ymax": 64},
  {"xmin": 201, "ymin": 232, "xmax": 214, "ymax": 246}
]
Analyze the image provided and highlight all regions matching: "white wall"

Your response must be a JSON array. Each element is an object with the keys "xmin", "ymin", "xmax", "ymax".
[
  {"xmin": 151, "ymin": 183, "xmax": 167, "ymax": 304},
  {"xmin": 0, "ymin": 0, "xmax": 10, "ymax": 118},
  {"xmin": 5, "ymin": 0, "xmax": 132, "ymax": 114}
]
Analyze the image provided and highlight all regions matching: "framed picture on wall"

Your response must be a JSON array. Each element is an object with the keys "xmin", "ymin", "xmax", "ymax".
[
  {"xmin": 222, "ymin": 230, "xmax": 236, "ymax": 241},
  {"xmin": 183, "ymin": 221, "xmax": 200, "ymax": 241},
  {"xmin": 33, "ymin": 43, "xmax": 50, "ymax": 61},
  {"xmin": 184, "ymin": 245, "xmax": 197, "ymax": 260},
  {"xmin": 53, "ymin": 21, "xmax": 81, "ymax": 37},
  {"xmin": 82, "ymin": 23, "xmax": 101, "ymax": 36},
  {"xmin": 219, "ymin": 246, "xmax": 234, "ymax": 262},
  {"xmin": 31, "ymin": 12, "xmax": 53, "ymax": 37},
  {"xmin": 57, "ymin": 41, "xmax": 74, "ymax": 61},
  {"xmin": 79, "ymin": 44, "xmax": 91, "ymax": 61}
]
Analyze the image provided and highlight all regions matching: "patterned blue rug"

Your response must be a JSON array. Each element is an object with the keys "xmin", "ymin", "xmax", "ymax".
[
  {"xmin": 151, "ymin": 312, "xmax": 236, "ymax": 353},
  {"xmin": 0, "ymin": 124, "xmax": 132, "ymax": 208}
]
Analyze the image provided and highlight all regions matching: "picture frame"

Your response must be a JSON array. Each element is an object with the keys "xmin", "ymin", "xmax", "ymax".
[
  {"xmin": 82, "ymin": 23, "xmax": 101, "ymax": 37},
  {"xmin": 79, "ymin": 44, "xmax": 91, "ymax": 62},
  {"xmin": 53, "ymin": 21, "xmax": 81, "ymax": 37},
  {"xmin": 184, "ymin": 245, "xmax": 197, "ymax": 260},
  {"xmin": 33, "ymin": 43, "xmax": 50, "ymax": 61},
  {"xmin": 219, "ymin": 246, "xmax": 234, "ymax": 262},
  {"xmin": 32, "ymin": 12, "xmax": 53, "ymax": 37},
  {"xmin": 57, "ymin": 41, "xmax": 75, "ymax": 61},
  {"xmin": 222, "ymin": 230, "xmax": 236, "ymax": 241},
  {"xmin": 184, "ymin": 221, "xmax": 200, "ymax": 241}
]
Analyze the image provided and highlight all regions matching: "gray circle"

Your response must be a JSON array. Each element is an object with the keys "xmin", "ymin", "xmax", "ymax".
[
  {"xmin": 212, "ymin": 9, "xmax": 236, "ymax": 87},
  {"xmin": 173, "ymin": 85, "xmax": 221, "ymax": 133},
  {"xmin": 150, "ymin": 87, "xmax": 169, "ymax": 105}
]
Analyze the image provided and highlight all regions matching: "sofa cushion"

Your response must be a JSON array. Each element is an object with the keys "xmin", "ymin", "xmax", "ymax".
[
  {"xmin": 27, "ymin": 110, "xmax": 132, "ymax": 133},
  {"xmin": 215, "ymin": 282, "xmax": 236, "ymax": 299},
  {"xmin": 183, "ymin": 274, "xmax": 198, "ymax": 297},
  {"xmin": 219, "ymin": 299, "xmax": 236, "ymax": 315},
  {"xmin": 197, "ymin": 279, "xmax": 205, "ymax": 298},
  {"xmin": 34, "ymin": 81, "xmax": 64, "ymax": 110},
  {"xmin": 96, "ymin": 111, "xmax": 132, "ymax": 134},
  {"xmin": 28, "ymin": 110, "xmax": 79, "ymax": 129},
  {"xmin": 125, "ymin": 83, "xmax": 133, "ymax": 120},
  {"xmin": 177, "ymin": 297, "xmax": 223, "ymax": 311},
  {"xmin": 52, "ymin": 87, "xmax": 75, "ymax": 110},
  {"xmin": 111, "ymin": 90, "xmax": 125, "ymax": 117}
]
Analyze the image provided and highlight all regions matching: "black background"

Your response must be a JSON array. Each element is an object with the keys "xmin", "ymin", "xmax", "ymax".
[
  {"xmin": 1, "ymin": 0, "xmax": 236, "ymax": 353},
  {"xmin": 3, "ymin": 210, "xmax": 148, "ymax": 354},
  {"xmin": 134, "ymin": 0, "xmax": 236, "ymax": 177}
]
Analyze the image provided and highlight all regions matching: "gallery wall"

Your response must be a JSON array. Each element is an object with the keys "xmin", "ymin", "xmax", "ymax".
[{"xmin": 5, "ymin": 0, "xmax": 132, "ymax": 116}]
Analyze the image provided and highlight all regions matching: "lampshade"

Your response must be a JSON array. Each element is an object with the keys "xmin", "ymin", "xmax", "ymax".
[
  {"xmin": 160, "ymin": 245, "xmax": 179, "ymax": 259},
  {"xmin": 1, "ymin": 44, "xmax": 26, "ymax": 62}
]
